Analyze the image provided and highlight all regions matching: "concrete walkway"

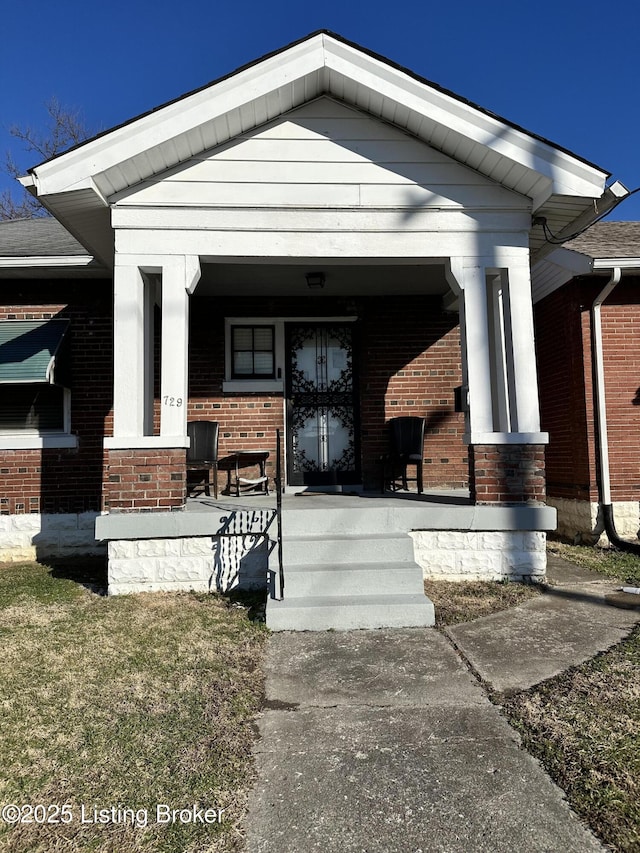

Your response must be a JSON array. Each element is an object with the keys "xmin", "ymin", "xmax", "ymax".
[{"xmin": 244, "ymin": 560, "xmax": 640, "ymax": 852}]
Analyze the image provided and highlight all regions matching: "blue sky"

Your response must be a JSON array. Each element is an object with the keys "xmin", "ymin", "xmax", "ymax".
[{"xmin": 2, "ymin": 0, "xmax": 639, "ymax": 218}]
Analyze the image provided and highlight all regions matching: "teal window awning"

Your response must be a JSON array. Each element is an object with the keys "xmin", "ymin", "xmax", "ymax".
[{"xmin": 0, "ymin": 319, "xmax": 70, "ymax": 385}]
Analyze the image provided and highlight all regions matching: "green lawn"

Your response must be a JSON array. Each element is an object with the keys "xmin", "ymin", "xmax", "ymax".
[{"xmin": 0, "ymin": 561, "xmax": 268, "ymax": 853}]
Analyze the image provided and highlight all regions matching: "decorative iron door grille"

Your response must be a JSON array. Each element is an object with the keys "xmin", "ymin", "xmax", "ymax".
[{"xmin": 286, "ymin": 324, "xmax": 359, "ymax": 486}]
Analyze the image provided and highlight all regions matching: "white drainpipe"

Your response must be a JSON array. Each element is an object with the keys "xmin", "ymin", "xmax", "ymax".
[{"xmin": 591, "ymin": 267, "xmax": 621, "ymax": 507}]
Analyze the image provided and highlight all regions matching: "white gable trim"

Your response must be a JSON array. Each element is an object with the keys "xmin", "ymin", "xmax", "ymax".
[{"xmin": 24, "ymin": 33, "xmax": 608, "ymax": 206}]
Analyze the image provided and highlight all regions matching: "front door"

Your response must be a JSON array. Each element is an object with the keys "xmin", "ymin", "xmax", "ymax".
[{"xmin": 286, "ymin": 323, "xmax": 359, "ymax": 486}]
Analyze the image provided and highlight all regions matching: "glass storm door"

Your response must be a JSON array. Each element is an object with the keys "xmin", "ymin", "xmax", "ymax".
[{"xmin": 286, "ymin": 324, "xmax": 359, "ymax": 486}]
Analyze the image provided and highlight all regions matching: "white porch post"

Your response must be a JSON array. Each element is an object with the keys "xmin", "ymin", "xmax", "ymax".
[
  {"xmin": 501, "ymin": 260, "xmax": 542, "ymax": 433},
  {"xmin": 160, "ymin": 256, "xmax": 201, "ymax": 438},
  {"xmin": 451, "ymin": 260, "xmax": 494, "ymax": 437},
  {"xmin": 112, "ymin": 260, "xmax": 154, "ymax": 437}
]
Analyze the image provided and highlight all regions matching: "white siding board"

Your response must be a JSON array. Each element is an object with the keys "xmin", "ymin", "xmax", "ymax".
[
  {"xmin": 113, "ymin": 98, "xmax": 527, "ymax": 215},
  {"xmin": 156, "ymin": 160, "xmax": 500, "ymax": 187},
  {"xmin": 113, "ymin": 206, "xmax": 530, "ymax": 235},
  {"xmin": 115, "ymin": 226, "xmax": 529, "ymax": 259},
  {"xmin": 124, "ymin": 180, "xmax": 526, "ymax": 210}
]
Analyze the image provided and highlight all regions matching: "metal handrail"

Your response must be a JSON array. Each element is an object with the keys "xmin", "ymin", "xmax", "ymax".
[{"xmin": 275, "ymin": 428, "xmax": 284, "ymax": 599}]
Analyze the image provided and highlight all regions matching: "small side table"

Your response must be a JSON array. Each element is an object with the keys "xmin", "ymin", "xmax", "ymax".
[{"xmin": 226, "ymin": 451, "xmax": 270, "ymax": 496}]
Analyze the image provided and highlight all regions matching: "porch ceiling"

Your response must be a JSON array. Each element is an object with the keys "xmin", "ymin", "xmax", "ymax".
[{"xmin": 195, "ymin": 261, "xmax": 450, "ymax": 297}]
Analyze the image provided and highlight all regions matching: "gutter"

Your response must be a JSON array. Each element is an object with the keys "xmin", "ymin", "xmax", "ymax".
[{"xmin": 591, "ymin": 267, "xmax": 640, "ymax": 554}]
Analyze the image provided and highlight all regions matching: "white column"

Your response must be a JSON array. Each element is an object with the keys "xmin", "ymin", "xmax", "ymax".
[
  {"xmin": 502, "ymin": 262, "xmax": 542, "ymax": 433},
  {"xmin": 112, "ymin": 261, "xmax": 152, "ymax": 437},
  {"xmin": 160, "ymin": 256, "xmax": 201, "ymax": 439},
  {"xmin": 455, "ymin": 262, "xmax": 494, "ymax": 437}
]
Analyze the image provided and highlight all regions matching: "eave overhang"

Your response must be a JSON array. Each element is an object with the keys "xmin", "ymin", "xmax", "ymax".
[
  {"xmin": 531, "ymin": 247, "xmax": 640, "ymax": 304},
  {"xmin": 21, "ymin": 30, "xmax": 621, "ymax": 268}
]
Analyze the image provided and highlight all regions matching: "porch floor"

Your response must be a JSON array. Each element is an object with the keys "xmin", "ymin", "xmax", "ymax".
[{"xmin": 185, "ymin": 487, "xmax": 472, "ymax": 513}]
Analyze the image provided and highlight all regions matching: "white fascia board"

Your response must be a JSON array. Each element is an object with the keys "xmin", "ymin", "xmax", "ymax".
[
  {"xmin": 30, "ymin": 37, "xmax": 327, "ymax": 197},
  {"xmin": 323, "ymin": 38, "xmax": 609, "ymax": 200},
  {"xmin": 0, "ymin": 255, "xmax": 96, "ymax": 269}
]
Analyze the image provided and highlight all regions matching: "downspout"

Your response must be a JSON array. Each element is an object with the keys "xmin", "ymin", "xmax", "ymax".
[{"xmin": 591, "ymin": 267, "xmax": 640, "ymax": 553}]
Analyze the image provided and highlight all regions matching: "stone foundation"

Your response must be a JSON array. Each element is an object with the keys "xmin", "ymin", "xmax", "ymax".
[
  {"xmin": 107, "ymin": 534, "xmax": 269, "ymax": 594},
  {"xmin": 0, "ymin": 512, "xmax": 105, "ymax": 562},
  {"xmin": 410, "ymin": 530, "xmax": 547, "ymax": 581},
  {"xmin": 548, "ymin": 497, "xmax": 640, "ymax": 545}
]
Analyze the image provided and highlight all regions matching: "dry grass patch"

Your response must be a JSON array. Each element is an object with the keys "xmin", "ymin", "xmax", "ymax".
[
  {"xmin": 549, "ymin": 540, "xmax": 640, "ymax": 586},
  {"xmin": 423, "ymin": 578, "xmax": 542, "ymax": 627},
  {"xmin": 0, "ymin": 561, "xmax": 268, "ymax": 853},
  {"xmin": 503, "ymin": 625, "xmax": 640, "ymax": 853}
]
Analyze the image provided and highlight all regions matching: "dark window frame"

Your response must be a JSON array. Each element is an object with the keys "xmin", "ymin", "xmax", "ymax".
[{"xmin": 230, "ymin": 324, "xmax": 276, "ymax": 380}]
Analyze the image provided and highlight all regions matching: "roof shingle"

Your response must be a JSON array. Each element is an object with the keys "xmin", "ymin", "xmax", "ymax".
[
  {"xmin": 0, "ymin": 218, "xmax": 88, "ymax": 257},
  {"xmin": 564, "ymin": 221, "xmax": 640, "ymax": 259}
]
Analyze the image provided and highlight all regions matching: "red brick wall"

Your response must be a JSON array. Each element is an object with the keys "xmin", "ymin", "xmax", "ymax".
[
  {"xmin": 471, "ymin": 444, "xmax": 546, "ymax": 504},
  {"xmin": 104, "ymin": 448, "xmax": 186, "ymax": 510},
  {"xmin": 2, "ymin": 286, "xmax": 468, "ymax": 512},
  {"xmin": 359, "ymin": 297, "xmax": 466, "ymax": 488},
  {"xmin": 189, "ymin": 294, "xmax": 468, "ymax": 491},
  {"xmin": 597, "ymin": 278, "xmax": 640, "ymax": 501},
  {"xmin": 535, "ymin": 276, "xmax": 640, "ymax": 504},
  {"xmin": 0, "ymin": 282, "xmax": 113, "ymax": 514}
]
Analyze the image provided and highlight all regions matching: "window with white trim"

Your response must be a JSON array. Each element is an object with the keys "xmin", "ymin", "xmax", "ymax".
[
  {"xmin": 231, "ymin": 325, "xmax": 276, "ymax": 379},
  {"xmin": 0, "ymin": 318, "xmax": 76, "ymax": 448},
  {"xmin": 223, "ymin": 319, "xmax": 284, "ymax": 393}
]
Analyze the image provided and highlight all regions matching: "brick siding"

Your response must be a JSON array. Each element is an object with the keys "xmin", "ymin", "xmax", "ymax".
[
  {"xmin": 535, "ymin": 276, "xmax": 640, "ymax": 504},
  {"xmin": 2, "ymin": 286, "xmax": 469, "ymax": 511},
  {"xmin": 0, "ymin": 282, "xmax": 112, "ymax": 514}
]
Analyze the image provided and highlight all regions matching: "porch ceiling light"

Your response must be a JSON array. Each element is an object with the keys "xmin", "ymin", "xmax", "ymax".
[{"xmin": 305, "ymin": 272, "xmax": 325, "ymax": 289}]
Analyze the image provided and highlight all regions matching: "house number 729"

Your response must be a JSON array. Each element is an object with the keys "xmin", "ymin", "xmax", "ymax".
[{"xmin": 163, "ymin": 396, "xmax": 183, "ymax": 407}]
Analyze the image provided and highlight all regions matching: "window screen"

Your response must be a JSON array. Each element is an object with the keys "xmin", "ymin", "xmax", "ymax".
[{"xmin": 0, "ymin": 385, "xmax": 65, "ymax": 431}]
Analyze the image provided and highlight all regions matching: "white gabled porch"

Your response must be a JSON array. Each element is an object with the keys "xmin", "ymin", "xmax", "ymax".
[{"xmin": 23, "ymin": 32, "xmax": 624, "ymax": 623}]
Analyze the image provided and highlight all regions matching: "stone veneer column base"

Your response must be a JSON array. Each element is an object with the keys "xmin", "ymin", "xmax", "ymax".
[
  {"xmin": 411, "ymin": 530, "xmax": 547, "ymax": 581},
  {"xmin": 547, "ymin": 497, "xmax": 640, "ymax": 546}
]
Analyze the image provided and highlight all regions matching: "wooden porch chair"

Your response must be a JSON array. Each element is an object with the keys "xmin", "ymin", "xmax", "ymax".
[
  {"xmin": 384, "ymin": 416, "xmax": 426, "ymax": 494},
  {"xmin": 186, "ymin": 420, "xmax": 219, "ymax": 498}
]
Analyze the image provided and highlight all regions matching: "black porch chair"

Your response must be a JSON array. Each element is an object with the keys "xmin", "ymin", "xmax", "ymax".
[
  {"xmin": 186, "ymin": 421, "xmax": 219, "ymax": 498},
  {"xmin": 383, "ymin": 416, "xmax": 426, "ymax": 494}
]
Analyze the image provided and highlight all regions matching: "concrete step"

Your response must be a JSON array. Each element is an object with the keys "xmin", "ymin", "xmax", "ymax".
[
  {"xmin": 267, "ymin": 592, "xmax": 435, "ymax": 632},
  {"xmin": 279, "ymin": 561, "xmax": 426, "ymax": 598},
  {"xmin": 281, "ymin": 533, "xmax": 415, "ymax": 565},
  {"xmin": 280, "ymin": 505, "xmax": 426, "ymax": 536}
]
